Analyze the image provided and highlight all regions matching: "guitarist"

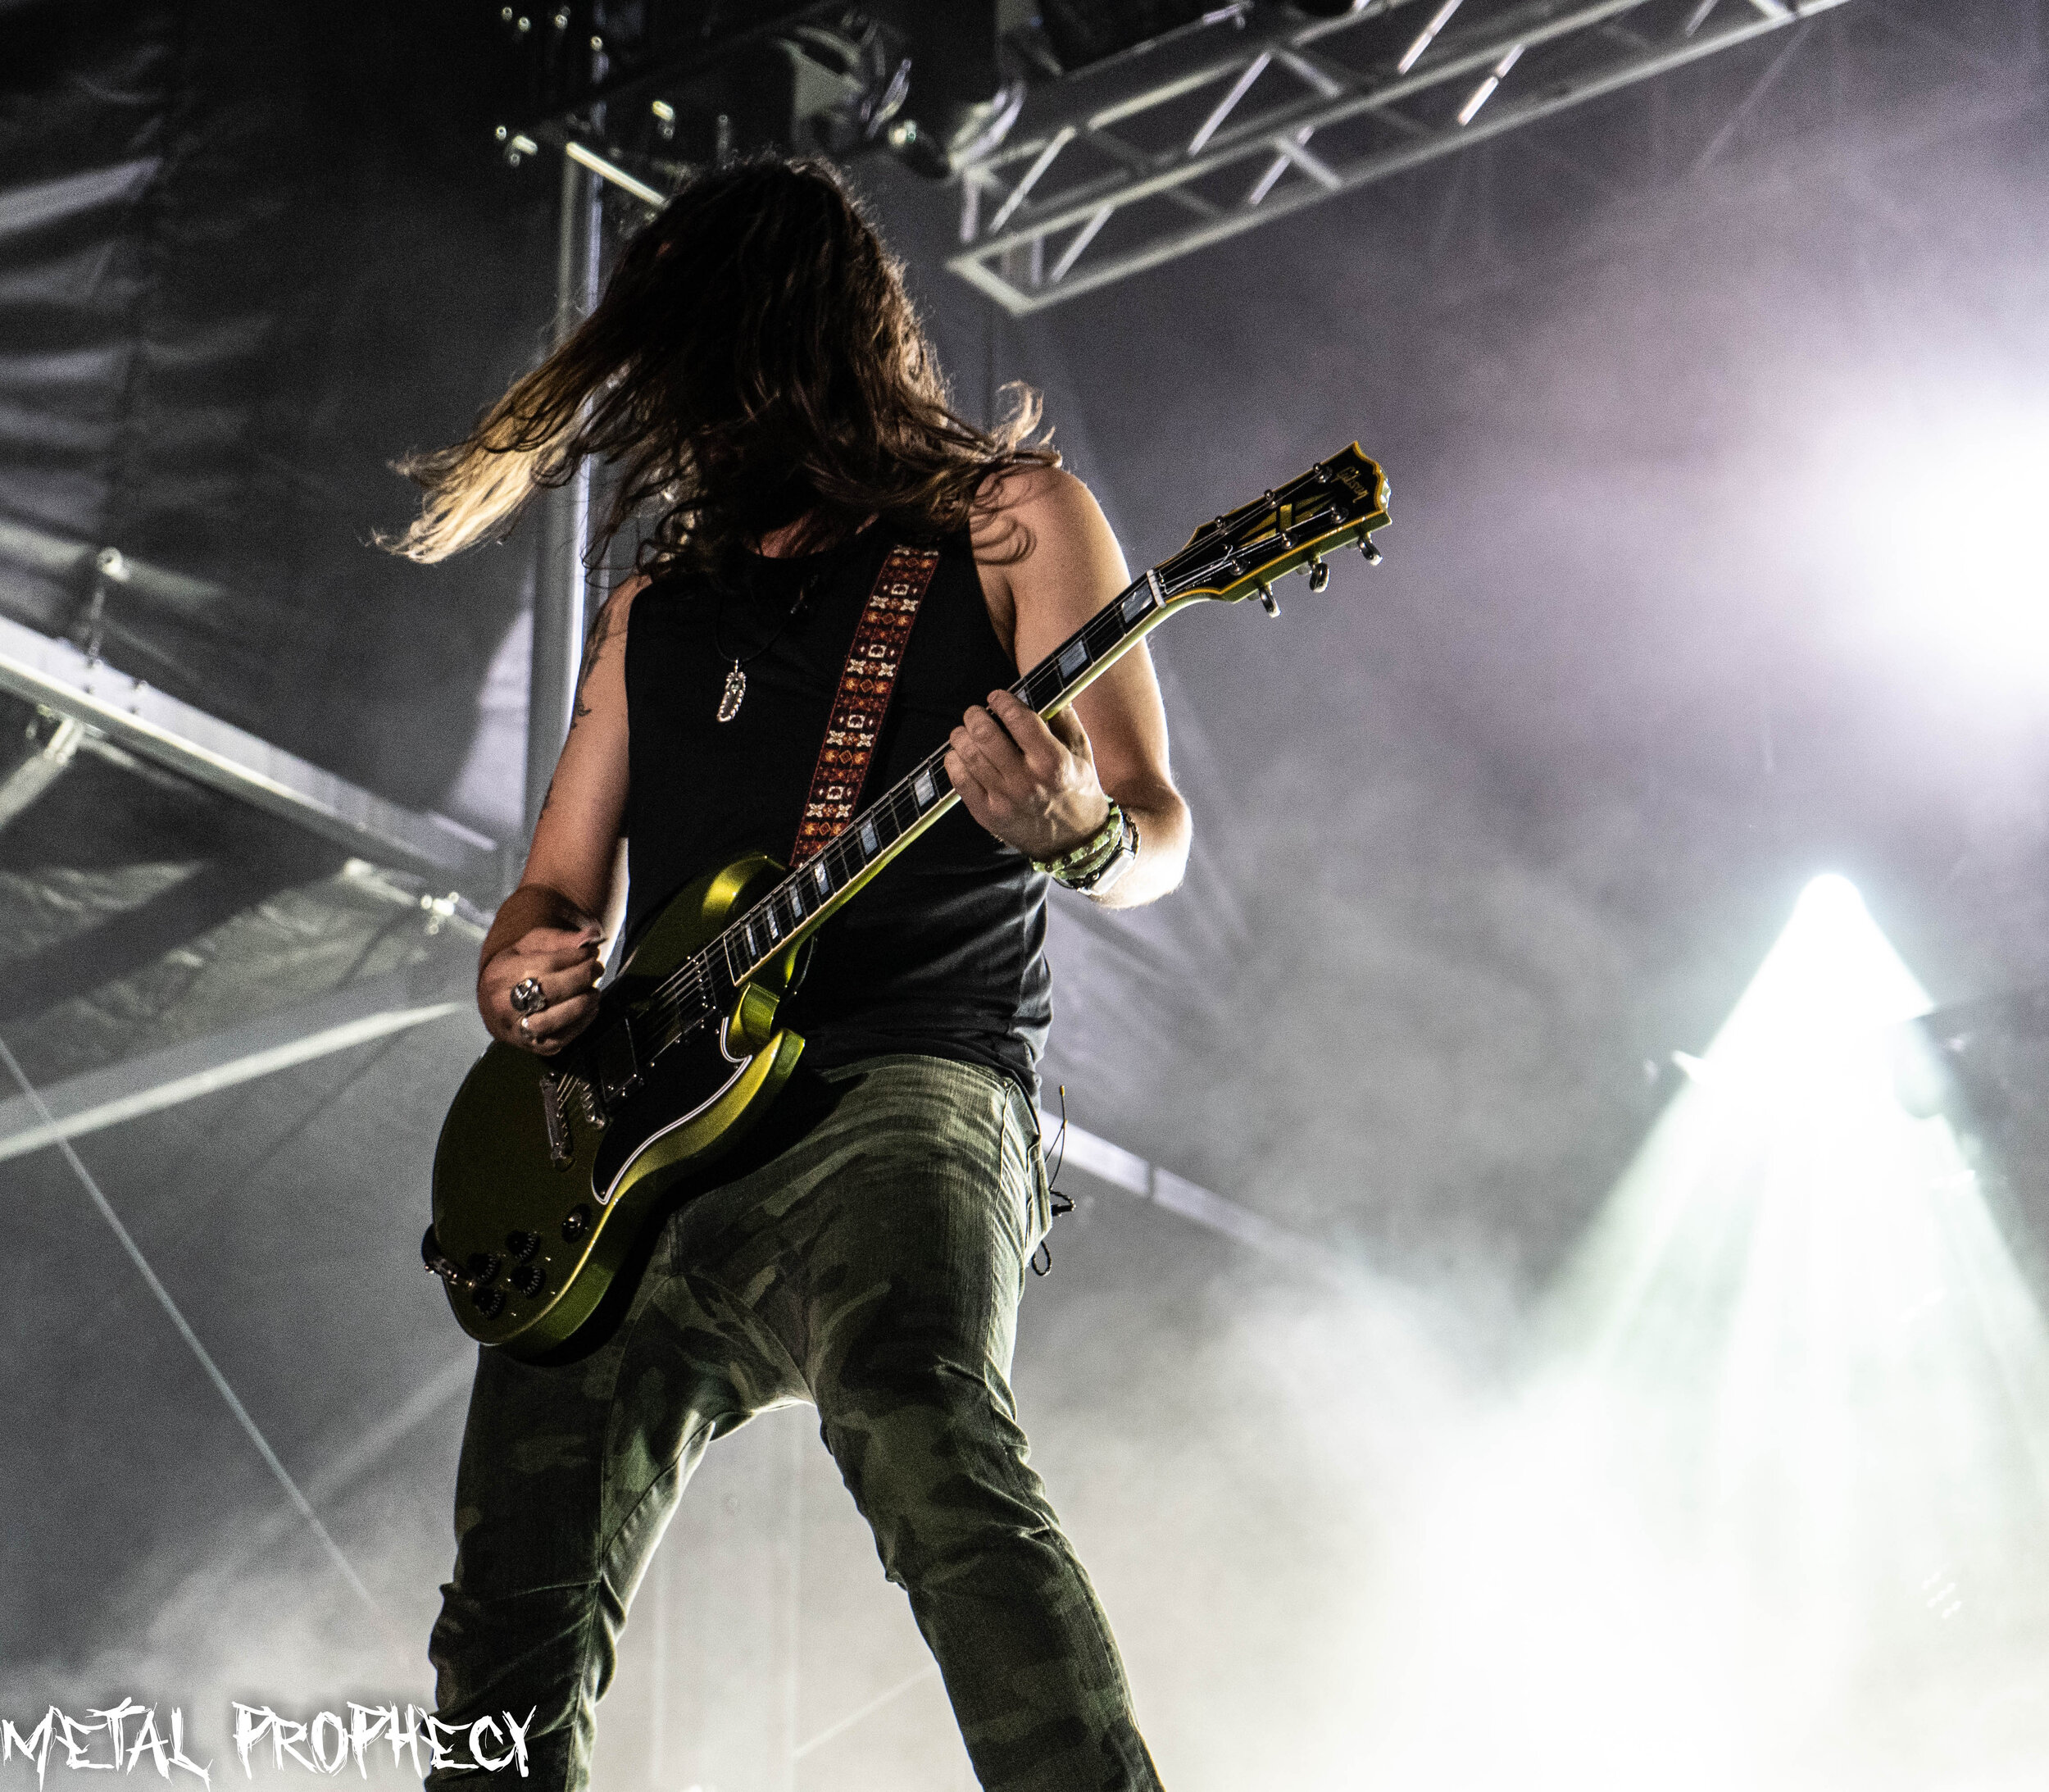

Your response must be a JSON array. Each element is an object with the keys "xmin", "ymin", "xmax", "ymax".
[{"xmin": 388, "ymin": 159, "xmax": 1188, "ymax": 1790}]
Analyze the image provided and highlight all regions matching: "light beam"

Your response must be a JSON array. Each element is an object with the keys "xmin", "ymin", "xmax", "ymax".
[{"xmin": 1370, "ymin": 876, "xmax": 2049, "ymax": 1789}]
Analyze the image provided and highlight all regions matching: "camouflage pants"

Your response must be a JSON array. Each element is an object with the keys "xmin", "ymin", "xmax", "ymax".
[{"xmin": 427, "ymin": 1053, "xmax": 1164, "ymax": 1792}]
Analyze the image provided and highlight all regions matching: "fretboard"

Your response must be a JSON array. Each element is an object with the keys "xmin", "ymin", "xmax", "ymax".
[
  {"xmin": 722, "ymin": 565, "xmax": 1170, "ymax": 981},
  {"xmin": 635, "ymin": 564, "xmax": 1176, "ymax": 1046},
  {"xmin": 615, "ymin": 438, "xmax": 1388, "ymax": 1070}
]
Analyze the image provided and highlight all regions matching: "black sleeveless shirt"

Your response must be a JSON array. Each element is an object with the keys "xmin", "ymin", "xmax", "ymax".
[{"xmin": 622, "ymin": 526, "xmax": 1052, "ymax": 1097}]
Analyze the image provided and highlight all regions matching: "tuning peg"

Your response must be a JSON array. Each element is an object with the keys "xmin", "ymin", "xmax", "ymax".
[
  {"xmin": 1358, "ymin": 540, "xmax": 1382, "ymax": 566},
  {"xmin": 1307, "ymin": 557, "xmax": 1330, "ymax": 593},
  {"xmin": 1256, "ymin": 581, "xmax": 1280, "ymax": 616}
]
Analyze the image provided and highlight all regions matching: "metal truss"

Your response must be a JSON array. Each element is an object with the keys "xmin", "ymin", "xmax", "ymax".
[
  {"xmin": 0, "ymin": 970, "xmax": 467, "ymax": 1165},
  {"xmin": 950, "ymin": 0, "xmax": 1859, "ymax": 312},
  {"xmin": 1055, "ymin": 1116, "xmax": 1345, "ymax": 1282},
  {"xmin": 0, "ymin": 613, "xmax": 497, "ymax": 877}
]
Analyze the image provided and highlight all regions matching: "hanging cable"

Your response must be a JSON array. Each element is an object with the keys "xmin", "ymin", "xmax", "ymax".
[
  {"xmin": 1032, "ymin": 1084, "xmax": 1077, "ymax": 1277},
  {"xmin": 0, "ymin": 1030, "xmax": 379, "ymax": 1615}
]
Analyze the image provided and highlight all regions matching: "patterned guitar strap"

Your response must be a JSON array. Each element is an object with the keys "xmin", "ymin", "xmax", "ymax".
[{"xmin": 789, "ymin": 544, "xmax": 943, "ymax": 866}]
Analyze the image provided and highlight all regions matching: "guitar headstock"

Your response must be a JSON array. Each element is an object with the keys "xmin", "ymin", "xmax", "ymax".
[{"xmin": 1159, "ymin": 444, "xmax": 1390, "ymax": 611}]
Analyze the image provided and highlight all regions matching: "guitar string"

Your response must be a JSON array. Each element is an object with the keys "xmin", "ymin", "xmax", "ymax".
[
  {"xmin": 638, "ymin": 534, "xmax": 1258, "ymax": 1028},
  {"xmin": 633, "ymin": 572, "xmax": 1143, "ymax": 1024},
  {"xmin": 648, "ymin": 550, "xmax": 1175, "ymax": 1008},
  {"xmin": 616, "ymin": 483, "xmax": 1365, "ymax": 1061},
  {"xmin": 704, "ymin": 521, "xmax": 1253, "ymax": 978},
  {"xmin": 630, "ymin": 534, "xmax": 1252, "ymax": 1037},
  {"xmin": 566, "ymin": 475, "xmax": 1377, "ymax": 1104}
]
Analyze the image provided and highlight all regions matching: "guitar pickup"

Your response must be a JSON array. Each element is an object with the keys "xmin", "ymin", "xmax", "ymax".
[
  {"xmin": 594, "ymin": 1023, "xmax": 643, "ymax": 1108},
  {"xmin": 539, "ymin": 1071, "xmax": 575, "ymax": 1170}
]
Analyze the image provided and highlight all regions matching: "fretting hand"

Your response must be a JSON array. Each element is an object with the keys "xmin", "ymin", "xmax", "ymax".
[{"xmin": 945, "ymin": 689, "xmax": 1111, "ymax": 863}]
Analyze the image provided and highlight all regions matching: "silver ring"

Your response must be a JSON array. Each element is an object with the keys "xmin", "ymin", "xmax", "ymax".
[
  {"xmin": 510, "ymin": 976, "xmax": 547, "ymax": 1016},
  {"xmin": 518, "ymin": 1014, "xmax": 532, "ymax": 1035}
]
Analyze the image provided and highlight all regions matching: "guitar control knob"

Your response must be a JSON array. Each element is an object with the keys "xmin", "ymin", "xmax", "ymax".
[
  {"xmin": 510, "ymin": 1262, "xmax": 546, "ymax": 1299},
  {"xmin": 561, "ymin": 1205, "xmax": 592, "ymax": 1244},
  {"xmin": 506, "ymin": 1230, "xmax": 541, "ymax": 1262},
  {"xmin": 471, "ymin": 1285, "xmax": 505, "ymax": 1318},
  {"xmin": 466, "ymin": 1251, "xmax": 502, "ymax": 1285}
]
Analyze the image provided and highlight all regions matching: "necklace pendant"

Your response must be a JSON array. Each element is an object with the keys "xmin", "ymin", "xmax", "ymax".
[{"xmin": 717, "ymin": 662, "xmax": 747, "ymax": 724}]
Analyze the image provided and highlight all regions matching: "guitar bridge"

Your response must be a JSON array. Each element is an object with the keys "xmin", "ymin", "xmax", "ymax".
[{"xmin": 538, "ymin": 1070, "xmax": 575, "ymax": 1170}]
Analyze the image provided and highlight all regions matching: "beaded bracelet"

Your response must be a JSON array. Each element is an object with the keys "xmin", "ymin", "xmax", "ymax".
[{"xmin": 1030, "ymin": 799, "xmax": 1125, "ymax": 883}]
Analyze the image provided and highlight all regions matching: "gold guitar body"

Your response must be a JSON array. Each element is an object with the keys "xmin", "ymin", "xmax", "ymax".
[{"xmin": 427, "ymin": 855, "xmax": 804, "ymax": 1361}]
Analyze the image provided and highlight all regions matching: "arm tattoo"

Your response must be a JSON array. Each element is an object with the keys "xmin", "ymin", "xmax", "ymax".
[{"xmin": 571, "ymin": 593, "xmax": 619, "ymax": 725}]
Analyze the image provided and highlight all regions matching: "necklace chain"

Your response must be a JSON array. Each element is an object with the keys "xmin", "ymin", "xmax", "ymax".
[{"xmin": 712, "ymin": 575, "xmax": 811, "ymax": 724}]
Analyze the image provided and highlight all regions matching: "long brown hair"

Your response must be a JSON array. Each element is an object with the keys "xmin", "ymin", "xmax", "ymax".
[{"xmin": 384, "ymin": 157, "xmax": 1054, "ymax": 574}]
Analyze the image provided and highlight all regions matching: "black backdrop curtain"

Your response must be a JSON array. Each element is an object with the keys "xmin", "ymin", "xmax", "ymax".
[{"xmin": 0, "ymin": 0, "xmax": 552, "ymax": 818}]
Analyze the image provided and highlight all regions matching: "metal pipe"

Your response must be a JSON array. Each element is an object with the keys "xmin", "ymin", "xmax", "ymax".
[
  {"xmin": 525, "ymin": 157, "xmax": 603, "ymax": 841},
  {"xmin": 0, "ymin": 615, "xmax": 493, "ymax": 873},
  {"xmin": 566, "ymin": 137, "xmax": 668, "ymax": 207}
]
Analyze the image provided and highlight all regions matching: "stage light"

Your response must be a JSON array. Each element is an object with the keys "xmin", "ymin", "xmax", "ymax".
[
  {"xmin": 866, "ymin": 1, "xmax": 1024, "ymax": 180},
  {"xmin": 1820, "ymin": 393, "xmax": 2049, "ymax": 693},
  {"xmin": 1365, "ymin": 875, "xmax": 2049, "ymax": 1788},
  {"xmin": 1883, "ymin": 420, "xmax": 2045, "ymax": 664}
]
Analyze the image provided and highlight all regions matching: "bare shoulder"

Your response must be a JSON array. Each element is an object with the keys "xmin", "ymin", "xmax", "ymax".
[
  {"xmin": 970, "ymin": 464, "xmax": 1132, "ymax": 673},
  {"xmin": 970, "ymin": 463, "xmax": 1109, "ymax": 563},
  {"xmin": 570, "ymin": 571, "xmax": 649, "ymax": 723},
  {"xmin": 582, "ymin": 571, "xmax": 649, "ymax": 666},
  {"xmin": 593, "ymin": 571, "xmax": 650, "ymax": 634}
]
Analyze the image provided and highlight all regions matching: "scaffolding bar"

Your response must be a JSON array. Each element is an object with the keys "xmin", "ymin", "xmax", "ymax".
[
  {"xmin": 0, "ymin": 614, "xmax": 494, "ymax": 874},
  {"xmin": 0, "ymin": 971, "xmax": 470, "ymax": 1164},
  {"xmin": 1052, "ymin": 1118, "xmax": 1344, "ymax": 1280},
  {"xmin": 951, "ymin": 0, "xmax": 1860, "ymax": 313},
  {"xmin": 526, "ymin": 155, "xmax": 603, "ymax": 840}
]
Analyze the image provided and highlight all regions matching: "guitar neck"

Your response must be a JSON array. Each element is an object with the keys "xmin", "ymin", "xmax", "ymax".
[
  {"xmin": 711, "ymin": 565, "xmax": 1174, "ymax": 991},
  {"xmin": 638, "ymin": 439, "xmax": 1389, "ymax": 1039}
]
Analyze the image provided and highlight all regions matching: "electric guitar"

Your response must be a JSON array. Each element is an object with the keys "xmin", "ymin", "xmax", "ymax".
[{"xmin": 425, "ymin": 443, "xmax": 1391, "ymax": 1358}]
